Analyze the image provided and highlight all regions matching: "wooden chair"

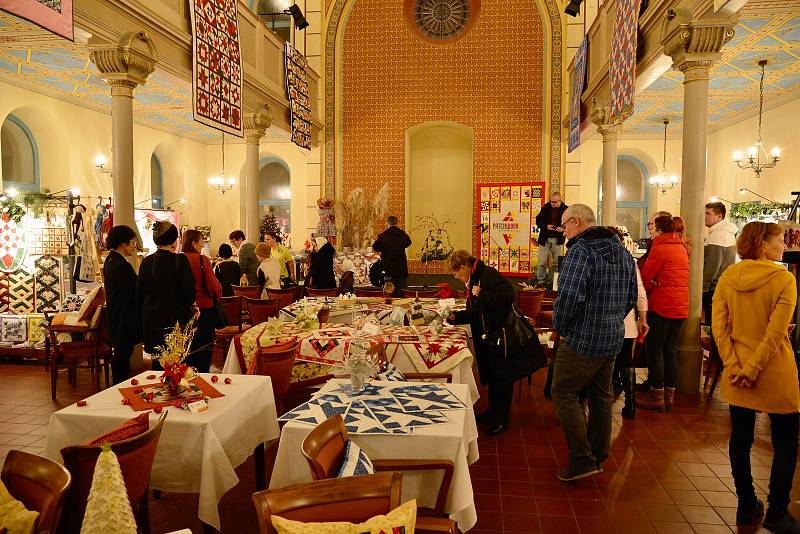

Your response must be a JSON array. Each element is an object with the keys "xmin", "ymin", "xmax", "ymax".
[
  {"xmin": 266, "ymin": 289, "xmax": 294, "ymax": 310},
  {"xmin": 232, "ymin": 285, "xmax": 263, "ymax": 300},
  {"xmin": 46, "ymin": 306, "xmax": 111, "ymax": 401},
  {"xmin": 1, "ymin": 450, "xmax": 71, "ymax": 534},
  {"xmin": 59, "ymin": 412, "xmax": 167, "ymax": 534},
  {"xmin": 517, "ymin": 288, "xmax": 546, "ymax": 325},
  {"xmin": 301, "ymin": 414, "xmax": 454, "ymax": 517},
  {"xmin": 253, "ymin": 341, "xmax": 299, "ymax": 413},
  {"xmin": 401, "ymin": 288, "xmax": 440, "ymax": 298},
  {"xmin": 305, "ymin": 287, "xmax": 340, "ymax": 298},
  {"xmin": 355, "ymin": 287, "xmax": 385, "ymax": 297},
  {"xmin": 245, "ymin": 297, "xmax": 281, "ymax": 325},
  {"xmin": 251, "ymin": 472, "xmax": 456, "ymax": 534},
  {"xmin": 214, "ymin": 296, "xmax": 249, "ymax": 364}
]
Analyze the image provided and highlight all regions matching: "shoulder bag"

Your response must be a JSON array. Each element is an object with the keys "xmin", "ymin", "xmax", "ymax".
[
  {"xmin": 482, "ymin": 302, "xmax": 547, "ymax": 372},
  {"xmin": 199, "ymin": 255, "xmax": 228, "ymax": 328}
]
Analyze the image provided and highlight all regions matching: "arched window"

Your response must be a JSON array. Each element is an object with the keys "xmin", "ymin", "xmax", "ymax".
[
  {"xmin": 1, "ymin": 115, "xmax": 39, "ymax": 192},
  {"xmin": 597, "ymin": 156, "xmax": 649, "ymax": 240},
  {"xmin": 259, "ymin": 158, "xmax": 291, "ymax": 237},
  {"xmin": 151, "ymin": 153, "xmax": 163, "ymax": 209},
  {"xmin": 256, "ymin": 0, "xmax": 293, "ymax": 41}
]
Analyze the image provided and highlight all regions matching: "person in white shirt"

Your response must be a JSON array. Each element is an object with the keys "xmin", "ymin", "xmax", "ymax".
[{"xmin": 255, "ymin": 242, "xmax": 281, "ymax": 296}]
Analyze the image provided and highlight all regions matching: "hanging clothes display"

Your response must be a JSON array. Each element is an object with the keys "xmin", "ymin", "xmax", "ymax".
[{"xmin": 71, "ymin": 205, "xmax": 96, "ymax": 282}]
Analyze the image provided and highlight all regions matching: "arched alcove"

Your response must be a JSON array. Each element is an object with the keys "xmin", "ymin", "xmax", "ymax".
[
  {"xmin": 406, "ymin": 122, "xmax": 473, "ymax": 258},
  {"xmin": 1, "ymin": 114, "xmax": 40, "ymax": 192},
  {"xmin": 259, "ymin": 157, "xmax": 291, "ymax": 238},
  {"xmin": 150, "ymin": 152, "xmax": 164, "ymax": 208},
  {"xmin": 597, "ymin": 156, "xmax": 650, "ymax": 240}
]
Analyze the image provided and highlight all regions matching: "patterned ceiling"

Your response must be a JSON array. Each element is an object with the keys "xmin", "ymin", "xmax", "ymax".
[
  {"xmin": 624, "ymin": 4, "xmax": 800, "ymax": 137},
  {"xmin": 0, "ymin": 11, "xmax": 220, "ymax": 142}
]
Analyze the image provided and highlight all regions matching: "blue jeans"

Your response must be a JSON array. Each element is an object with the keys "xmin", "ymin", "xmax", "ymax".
[
  {"xmin": 646, "ymin": 311, "xmax": 684, "ymax": 389},
  {"xmin": 536, "ymin": 238, "xmax": 562, "ymax": 285}
]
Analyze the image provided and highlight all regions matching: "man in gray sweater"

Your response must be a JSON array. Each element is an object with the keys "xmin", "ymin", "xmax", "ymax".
[
  {"xmin": 703, "ymin": 202, "xmax": 738, "ymax": 323},
  {"xmin": 229, "ymin": 230, "xmax": 259, "ymax": 286}
]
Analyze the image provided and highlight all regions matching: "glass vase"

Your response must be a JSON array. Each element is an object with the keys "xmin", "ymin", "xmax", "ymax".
[{"xmin": 350, "ymin": 373, "xmax": 365, "ymax": 393}]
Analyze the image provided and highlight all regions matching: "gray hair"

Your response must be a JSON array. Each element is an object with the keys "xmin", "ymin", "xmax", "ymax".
[{"xmin": 563, "ymin": 204, "xmax": 596, "ymax": 224}]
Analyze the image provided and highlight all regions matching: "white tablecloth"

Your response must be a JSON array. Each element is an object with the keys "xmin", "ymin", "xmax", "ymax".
[
  {"xmin": 43, "ymin": 372, "xmax": 280, "ymax": 530},
  {"xmin": 269, "ymin": 379, "xmax": 479, "ymax": 531}
]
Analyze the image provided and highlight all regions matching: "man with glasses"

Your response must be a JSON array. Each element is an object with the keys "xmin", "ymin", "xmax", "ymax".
[
  {"xmin": 551, "ymin": 204, "xmax": 638, "ymax": 482},
  {"xmin": 534, "ymin": 192, "xmax": 569, "ymax": 288}
]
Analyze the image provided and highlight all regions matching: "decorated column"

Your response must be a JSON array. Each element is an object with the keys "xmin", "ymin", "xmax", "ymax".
[
  {"xmin": 243, "ymin": 107, "xmax": 272, "ymax": 242},
  {"xmin": 89, "ymin": 32, "xmax": 157, "ymax": 231},
  {"xmin": 662, "ymin": 12, "xmax": 736, "ymax": 393},
  {"xmin": 591, "ymin": 106, "xmax": 622, "ymax": 227}
]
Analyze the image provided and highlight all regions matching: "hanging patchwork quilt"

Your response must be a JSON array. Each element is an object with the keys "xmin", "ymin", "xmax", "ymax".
[
  {"xmin": 189, "ymin": 0, "xmax": 243, "ymax": 136},
  {"xmin": 610, "ymin": 0, "xmax": 641, "ymax": 120},
  {"xmin": 34, "ymin": 254, "xmax": 65, "ymax": 313},
  {"xmin": 0, "ymin": 272, "xmax": 8, "ymax": 314},
  {"xmin": 0, "ymin": 0, "xmax": 74, "ymax": 40},
  {"xmin": 8, "ymin": 265, "xmax": 35, "ymax": 314},
  {"xmin": 0, "ymin": 214, "xmax": 27, "ymax": 273},
  {"xmin": 285, "ymin": 42, "xmax": 312, "ymax": 149},
  {"xmin": 569, "ymin": 37, "xmax": 589, "ymax": 153}
]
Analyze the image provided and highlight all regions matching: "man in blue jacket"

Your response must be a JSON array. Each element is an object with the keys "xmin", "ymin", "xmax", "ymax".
[{"xmin": 552, "ymin": 204, "xmax": 637, "ymax": 482}]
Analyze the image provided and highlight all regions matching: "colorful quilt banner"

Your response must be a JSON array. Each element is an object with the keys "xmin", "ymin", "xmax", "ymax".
[
  {"xmin": 609, "ymin": 0, "xmax": 640, "ymax": 120},
  {"xmin": 569, "ymin": 37, "xmax": 588, "ymax": 153},
  {"xmin": 477, "ymin": 182, "xmax": 545, "ymax": 276},
  {"xmin": 285, "ymin": 42, "xmax": 312, "ymax": 149},
  {"xmin": 0, "ymin": 0, "xmax": 73, "ymax": 40},
  {"xmin": 189, "ymin": 0, "xmax": 243, "ymax": 137}
]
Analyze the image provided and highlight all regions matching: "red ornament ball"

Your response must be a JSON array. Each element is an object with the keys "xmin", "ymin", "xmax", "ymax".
[
  {"xmin": 77, "ymin": 400, "xmax": 87, "ymax": 407},
  {"xmin": 211, "ymin": 375, "xmax": 219, "ymax": 383},
  {"xmin": 224, "ymin": 377, "xmax": 232, "ymax": 384},
  {"xmin": 131, "ymin": 379, "xmax": 139, "ymax": 386},
  {"xmin": 133, "ymin": 387, "xmax": 143, "ymax": 394},
  {"xmin": 145, "ymin": 392, "xmax": 155, "ymax": 401},
  {"xmin": 121, "ymin": 398, "xmax": 131, "ymax": 405},
  {"xmin": 153, "ymin": 405, "xmax": 163, "ymax": 414}
]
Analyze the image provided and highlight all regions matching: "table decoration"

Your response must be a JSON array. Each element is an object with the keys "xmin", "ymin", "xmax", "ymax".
[
  {"xmin": 152, "ymin": 321, "xmax": 197, "ymax": 396},
  {"xmin": 343, "ymin": 348, "xmax": 379, "ymax": 392}
]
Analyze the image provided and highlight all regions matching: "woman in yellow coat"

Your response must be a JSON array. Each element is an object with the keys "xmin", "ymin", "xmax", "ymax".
[{"xmin": 712, "ymin": 221, "xmax": 798, "ymax": 534}]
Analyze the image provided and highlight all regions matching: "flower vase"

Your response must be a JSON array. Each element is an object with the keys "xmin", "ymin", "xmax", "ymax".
[{"xmin": 350, "ymin": 373, "xmax": 365, "ymax": 393}]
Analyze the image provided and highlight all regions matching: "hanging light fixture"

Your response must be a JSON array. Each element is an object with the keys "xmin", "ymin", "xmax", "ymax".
[
  {"xmin": 733, "ymin": 60, "xmax": 780, "ymax": 179},
  {"xmin": 208, "ymin": 133, "xmax": 237, "ymax": 195},
  {"xmin": 649, "ymin": 119, "xmax": 679, "ymax": 194}
]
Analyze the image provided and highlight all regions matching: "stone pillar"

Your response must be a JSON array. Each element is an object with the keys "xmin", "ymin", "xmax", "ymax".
[
  {"xmin": 243, "ymin": 106, "xmax": 272, "ymax": 242},
  {"xmin": 591, "ymin": 106, "xmax": 621, "ymax": 226},
  {"xmin": 89, "ymin": 32, "xmax": 157, "ymax": 231},
  {"xmin": 662, "ymin": 11, "xmax": 736, "ymax": 393}
]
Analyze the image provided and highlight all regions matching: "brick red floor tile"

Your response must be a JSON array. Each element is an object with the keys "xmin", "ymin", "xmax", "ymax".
[
  {"xmin": 678, "ymin": 505, "xmax": 725, "ymax": 525},
  {"xmin": 652, "ymin": 520, "xmax": 696, "ymax": 533},
  {"xmin": 535, "ymin": 497, "xmax": 572, "ymax": 516}
]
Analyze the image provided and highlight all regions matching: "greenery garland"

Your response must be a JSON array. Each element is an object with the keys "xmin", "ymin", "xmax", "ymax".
[
  {"xmin": 730, "ymin": 201, "xmax": 791, "ymax": 221},
  {"xmin": 0, "ymin": 188, "xmax": 55, "ymax": 222}
]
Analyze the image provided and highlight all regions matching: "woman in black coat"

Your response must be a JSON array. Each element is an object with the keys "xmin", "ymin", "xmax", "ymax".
[
  {"xmin": 136, "ymin": 221, "xmax": 196, "ymax": 369},
  {"xmin": 307, "ymin": 236, "xmax": 337, "ymax": 289},
  {"xmin": 103, "ymin": 225, "xmax": 141, "ymax": 384},
  {"xmin": 450, "ymin": 250, "xmax": 538, "ymax": 435}
]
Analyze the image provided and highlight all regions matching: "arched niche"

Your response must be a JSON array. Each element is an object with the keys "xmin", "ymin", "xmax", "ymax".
[
  {"xmin": 406, "ymin": 122, "xmax": 473, "ymax": 259},
  {"xmin": 259, "ymin": 156, "xmax": 291, "ymax": 238},
  {"xmin": 597, "ymin": 155, "xmax": 650, "ymax": 240},
  {"xmin": 0, "ymin": 114, "xmax": 39, "ymax": 192}
]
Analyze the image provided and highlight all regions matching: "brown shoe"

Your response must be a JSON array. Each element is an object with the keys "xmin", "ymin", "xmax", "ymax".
[
  {"xmin": 664, "ymin": 387, "xmax": 675, "ymax": 412},
  {"xmin": 636, "ymin": 387, "xmax": 665, "ymax": 411}
]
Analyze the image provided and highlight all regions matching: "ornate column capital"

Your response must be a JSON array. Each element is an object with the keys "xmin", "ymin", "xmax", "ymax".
[
  {"xmin": 89, "ymin": 31, "xmax": 157, "ymax": 95},
  {"xmin": 661, "ymin": 9, "xmax": 736, "ymax": 80},
  {"xmin": 591, "ymin": 106, "xmax": 622, "ymax": 140},
  {"xmin": 243, "ymin": 105, "xmax": 272, "ymax": 144}
]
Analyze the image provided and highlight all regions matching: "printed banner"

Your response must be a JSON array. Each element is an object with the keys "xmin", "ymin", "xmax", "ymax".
[
  {"xmin": 0, "ymin": 0, "xmax": 73, "ymax": 40},
  {"xmin": 609, "ymin": 0, "xmax": 640, "ymax": 120},
  {"xmin": 189, "ymin": 0, "xmax": 243, "ymax": 136},
  {"xmin": 569, "ymin": 37, "xmax": 588, "ymax": 153},
  {"xmin": 477, "ymin": 182, "xmax": 545, "ymax": 276},
  {"xmin": 780, "ymin": 221, "xmax": 800, "ymax": 251},
  {"xmin": 285, "ymin": 42, "xmax": 312, "ymax": 149}
]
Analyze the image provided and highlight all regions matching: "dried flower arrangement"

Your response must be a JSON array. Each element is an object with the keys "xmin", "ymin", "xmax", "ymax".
[
  {"xmin": 152, "ymin": 321, "xmax": 197, "ymax": 395},
  {"xmin": 335, "ymin": 184, "xmax": 389, "ymax": 249}
]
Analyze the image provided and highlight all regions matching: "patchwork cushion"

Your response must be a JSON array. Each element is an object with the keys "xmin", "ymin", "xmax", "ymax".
[
  {"xmin": 60, "ymin": 293, "xmax": 86, "ymax": 313},
  {"xmin": 27, "ymin": 314, "xmax": 46, "ymax": 343},
  {"xmin": 0, "ymin": 315, "xmax": 28, "ymax": 343},
  {"xmin": 0, "ymin": 478, "xmax": 39, "ymax": 534},
  {"xmin": 78, "ymin": 286, "xmax": 105, "ymax": 323},
  {"xmin": 336, "ymin": 440, "xmax": 374, "ymax": 478},
  {"xmin": 375, "ymin": 363, "xmax": 406, "ymax": 382},
  {"xmin": 270, "ymin": 499, "xmax": 416, "ymax": 534},
  {"xmin": 84, "ymin": 413, "xmax": 150, "ymax": 446}
]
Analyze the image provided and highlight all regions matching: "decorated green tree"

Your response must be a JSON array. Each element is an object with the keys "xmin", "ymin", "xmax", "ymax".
[{"xmin": 260, "ymin": 207, "xmax": 285, "ymax": 242}]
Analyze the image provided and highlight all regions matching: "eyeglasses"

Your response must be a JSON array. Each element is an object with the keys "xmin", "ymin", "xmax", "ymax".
[{"xmin": 561, "ymin": 217, "xmax": 577, "ymax": 226}]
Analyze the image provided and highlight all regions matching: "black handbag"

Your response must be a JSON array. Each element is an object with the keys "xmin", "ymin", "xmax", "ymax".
[
  {"xmin": 482, "ymin": 304, "xmax": 547, "ymax": 371},
  {"xmin": 199, "ymin": 256, "xmax": 228, "ymax": 328}
]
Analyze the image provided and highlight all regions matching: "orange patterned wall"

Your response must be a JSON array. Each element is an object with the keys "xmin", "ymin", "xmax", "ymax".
[{"xmin": 341, "ymin": 0, "xmax": 546, "ymax": 233}]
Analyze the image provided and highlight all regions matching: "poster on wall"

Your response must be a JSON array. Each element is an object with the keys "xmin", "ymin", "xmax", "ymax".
[
  {"xmin": 477, "ymin": 182, "xmax": 545, "ymax": 276},
  {"xmin": 0, "ymin": 0, "xmax": 74, "ymax": 40},
  {"xmin": 285, "ymin": 42, "xmax": 312, "ymax": 149}
]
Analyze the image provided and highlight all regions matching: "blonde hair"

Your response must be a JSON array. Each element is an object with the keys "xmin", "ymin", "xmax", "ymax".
[
  {"xmin": 255, "ymin": 242, "xmax": 271, "ymax": 259},
  {"xmin": 449, "ymin": 250, "xmax": 476, "ymax": 271}
]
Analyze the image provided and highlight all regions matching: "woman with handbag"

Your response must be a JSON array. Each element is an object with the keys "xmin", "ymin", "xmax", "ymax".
[
  {"xmin": 183, "ymin": 229, "xmax": 223, "ymax": 373},
  {"xmin": 449, "ymin": 250, "xmax": 543, "ymax": 435}
]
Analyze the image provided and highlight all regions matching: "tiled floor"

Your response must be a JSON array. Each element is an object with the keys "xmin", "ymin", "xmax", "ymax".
[{"xmin": 0, "ymin": 359, "xmax": 795, "ymax": 533}]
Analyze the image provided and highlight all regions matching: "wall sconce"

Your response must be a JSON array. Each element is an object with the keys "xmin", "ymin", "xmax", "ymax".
[
  {"xmin": 94, "ymin": 154, "xmax": 112, "ymax": 177},
  {"xmin": 738, "ymin": 187, "xmax": 776, "ymax": 204}
]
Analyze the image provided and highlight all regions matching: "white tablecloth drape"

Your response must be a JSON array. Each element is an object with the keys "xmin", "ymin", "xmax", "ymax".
[
  {"xmin": 43, "ymin": 372, "xmax": 280, "ymax": 530},
  {"xmin": 269, "ymin": 379, "xmax": 479, "ymax": 531}
]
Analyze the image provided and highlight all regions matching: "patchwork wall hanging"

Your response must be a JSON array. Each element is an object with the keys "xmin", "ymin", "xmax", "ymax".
[
  {"xmin": 477, "ymin": 182, "xmax": 545, "ymax": 276},
  {"xmin": 609, "ymin": 0, "xmax": 640, "ymax": 120},
  {"xmin": 28, "ymin": 313, "xmax": 47, "ymax": 343},
  {"xmin": 1, "ymin": 314, "xmax": 28, "ymax": 343},
  {"xmin": 0, "ymin": 272, "xmax": 8, "ymax": 314},
  {"xmin": 0, "ymin": 213, "xmax": 27, "ymax": 273},
  {"xmin": 8, "ymin": 265, "xmax": 35, "ymax": 314},
  {"xmin": 27, "ymin": 226, "xmax": 70, "ymax": 256},
  {"xmin": 568, "ymin": 37, "xmax": 588, "ymax": 153},
  {"xmin": 34, "ymin": 254, "xmax": 65, "ymax": 313},
  {"xmin": 0, "ymin": 0, "xmax": 74, "ymax": 40},
  {"xmin": 285, "ymin": 42, "xmax": 312, "ymax": 149},
  {"xmin": 189, "ymin": 0, "xmax": 243, "ymax": 136}
]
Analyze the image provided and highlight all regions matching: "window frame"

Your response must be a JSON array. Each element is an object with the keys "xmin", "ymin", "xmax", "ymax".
[{"xmin": 1, "ymin": 114, "xmax": 40, "ymax": 193}]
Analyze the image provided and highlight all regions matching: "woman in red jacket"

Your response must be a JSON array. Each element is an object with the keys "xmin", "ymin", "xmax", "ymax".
[
  {"xmin": 637, "ymin": 215, "xmax": 689, "ymax": 411},
  {"xmin": 183, "ymin": 229, "xmax": 223, "ymax": 372}
]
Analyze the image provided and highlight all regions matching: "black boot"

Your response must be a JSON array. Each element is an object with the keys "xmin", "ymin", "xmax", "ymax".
[{"xmin": 621, "ymin": 367, "xmax": 636, "ymax": 420}]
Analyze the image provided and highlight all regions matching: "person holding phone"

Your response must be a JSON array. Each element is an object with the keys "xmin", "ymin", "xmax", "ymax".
[{"xmin": 534, "ymin": 192, "xmax": 568, "ymax": 288}]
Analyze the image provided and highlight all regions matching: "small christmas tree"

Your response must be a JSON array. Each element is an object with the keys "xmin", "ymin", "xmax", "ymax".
[{"xmin": 260, "ymin": 207, "xmax": 285, "ymax": 243}]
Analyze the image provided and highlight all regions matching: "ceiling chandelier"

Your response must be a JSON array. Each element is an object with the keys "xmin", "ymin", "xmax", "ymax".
[
  {"xmin": 648, "ymin": 119, "xmax": 679, "ymax": 195},
  {"xmin": 733, "ymin": 59, "xmax": 780, "ymax": 179},
  {"xmin": 208, "ymin": 133, "xmax": 236, "ymax": 195}
]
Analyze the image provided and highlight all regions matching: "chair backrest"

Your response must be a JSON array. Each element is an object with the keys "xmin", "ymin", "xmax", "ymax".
[
  {"xmin": 517, "ymin": 289, "xmax": 546, "ymax": 319},
  {"xmin": 232, "ymin": 285, "xmax": 263, "ymax": 300},
  {"xmin": 355, "ymin": 287, "xmax": 384, "ymax": 297},
  {"xmin": 252, "ymin": 472, "xmax": 402, "ymax": 534},
  {"xmin": 266, "ymin": 290, "xmax": 294, "ymax": 310},
  {"xmin": 245, "ymin": 298, "xmax": 281, "ymax": 325},
  {"xmin": 254, "ymin": 341, "xmax": 299, "ymax": 400},
  {"xmin": 401, "ymin": 288, "xmax": 440, "ymax": 298},
  {"xmin": 1, "ymin": 450, "xmax": 71, "ymax": 534},
  {"xmin": 339, "ymin": 271, "xmax": 355, "ymax": 294},
  {"xmin": 219, "ymin": 296, "xmax": 243, "ymax": 328},
  {"xmin": 59, "ymin": 412, "xmax": 167, "ymax": 533},
  {"xmin": 301, "ymin": 414, "xmax": 349, "ymax": 480},
  {"xmin": 305, "ymin": 287, "xmax": 340, "ymax": 298},
  {"xmin": 96, "ymin": 306, "xmax": 113, "ymax": 347}
]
